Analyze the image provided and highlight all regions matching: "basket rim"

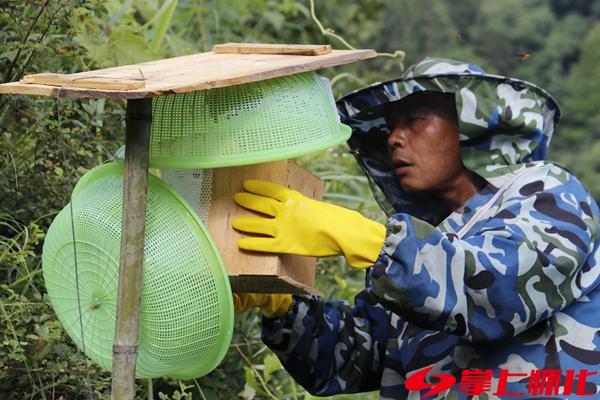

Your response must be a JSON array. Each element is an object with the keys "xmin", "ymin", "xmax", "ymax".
[{"xmin": 148, "ymin": 122, "xmax": 351, "ymax": 169}]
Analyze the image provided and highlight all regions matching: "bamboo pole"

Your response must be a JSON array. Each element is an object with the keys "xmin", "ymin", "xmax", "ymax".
[{"xmin": 111, "ymin": 98, "xmax": 152, "ymax": 400}]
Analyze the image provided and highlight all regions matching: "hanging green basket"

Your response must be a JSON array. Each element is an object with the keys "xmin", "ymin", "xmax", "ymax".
[
  {"xmin": 149, "ymin": 72, "xmax": 351, "ymax": 168},
  {"xmin": 42, "ymin": 162, "xmax": 233, "ymax": 379}
]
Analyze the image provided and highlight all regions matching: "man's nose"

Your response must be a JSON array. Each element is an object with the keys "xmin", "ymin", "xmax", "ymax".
[{"xmin": 387, "ymin": 126, "xmax": 406, "ymax": 148}]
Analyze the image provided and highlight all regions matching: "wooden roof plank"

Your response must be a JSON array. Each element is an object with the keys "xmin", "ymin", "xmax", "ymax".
[
  {"xmin": 0, "ymin": 48, "xmax": 376, "ymax": 99},
  {"xmin": 21, "ymin": 73, "xmax": 145, "ymax": 90},
  {"xmin": 212, "ymin": 43, "xmax": 332, "ymax": 56}
]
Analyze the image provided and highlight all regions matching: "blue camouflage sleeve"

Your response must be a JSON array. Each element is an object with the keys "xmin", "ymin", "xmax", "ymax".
[
  {"xmin": 261, "ymin": 289, "xmax": 390, "ymax": 396},
  {"xmin": 370, "ymin": 164, "xmax": 600, "ymax": 342}
]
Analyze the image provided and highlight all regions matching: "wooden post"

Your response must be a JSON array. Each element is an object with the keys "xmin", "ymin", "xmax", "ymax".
[{"xmin": 111, "ymin": 98, "xmax": 152, "ymax": 400}]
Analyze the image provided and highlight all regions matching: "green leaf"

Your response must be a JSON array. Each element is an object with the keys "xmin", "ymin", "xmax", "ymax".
[
  {"xmin": 148, "ymin": 0, "xmax": 179, "ymax": 53},
  {"xmin": 238, "ymin": 382, "xmax": 256, "ymax": 400},
  {"xmin": 107, "ymin": 0, "xmax": 134, "ymax": 28},
  {"xmin": 0, "ymin": 49, "xmax": 18, "ymax": 61},
  {"xmin": 263, "ymin": 10, "xmax": 285, "ymax": 30},
  {"xmin": 108, "ymin": 26, "xmax": 153, "ymax": 65},
  {"xmin": 243, "ymin": 366, "xmax": 261, "ymax": 393},
  {"xmin": 263, "ymin": 353, "xmax": 282, "ymax": 382},
  {"xmin": 135, "ymin": 0, "xmax": 160, "ymax": 21},
  {"xmin": 75, "ymin": 30, "xmax": 111, "ymax": 66},
  {"xmin": 333, "ymin": 274, "xmax": 348, "ymax": 290}
]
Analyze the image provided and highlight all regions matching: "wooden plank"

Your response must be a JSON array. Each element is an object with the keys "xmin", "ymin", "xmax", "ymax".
[
  {"xmin": 229, "ymin": 275, "xmax": 322, "ymax": 296},
  {"xmin": 21, "ymin": 72, "xmax": 145, "ymax": 90},
  {"xmin": 0, "ymin": 48, "xmax": 377, "ymax": 99},
  {"xmin": 213, "ymin": 42, "xmax": 331, "ymax": 56}
]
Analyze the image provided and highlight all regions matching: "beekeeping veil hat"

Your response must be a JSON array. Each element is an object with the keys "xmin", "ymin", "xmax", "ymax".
[{"xmin": 336, "ymin": 57, "xmax": 560, "ymax": 224}]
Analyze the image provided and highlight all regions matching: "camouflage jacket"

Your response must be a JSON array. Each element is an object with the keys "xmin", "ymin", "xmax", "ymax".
[
  {"xmin": 261, "ymin": 59, "xmax": 600, "ymax": 399},
  {"xmin": 263, "ymin": 161, "xmax": 600, "ymax": 399}
]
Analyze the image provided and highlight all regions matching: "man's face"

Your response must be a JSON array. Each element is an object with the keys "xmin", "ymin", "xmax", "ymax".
[{"xmin": 386, "ymin": 93, "xmax": 463, "ymax": 195}]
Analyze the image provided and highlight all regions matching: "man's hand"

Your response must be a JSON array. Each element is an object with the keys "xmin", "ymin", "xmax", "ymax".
[
  {"xmin": 232, "ymin": 180, "xmax": 386, "ymax": 268},
  {"xmin": 233, "ymin": 293, "xmax": 293, "ymax": 318}
]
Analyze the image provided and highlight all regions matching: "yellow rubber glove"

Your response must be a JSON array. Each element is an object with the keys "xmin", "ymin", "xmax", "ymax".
[
  {"xmin": 232, "ymin": 180, "xmax": 386, "ymax": 268},
  {"xmin": 233, "ymin": 293, "xmax": 293, "ymax": 318}
]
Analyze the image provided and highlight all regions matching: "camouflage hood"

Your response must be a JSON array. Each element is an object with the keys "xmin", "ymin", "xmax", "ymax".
[{"xmin": 336, "ymin": 57, "xmax": 561, "ymax": 223}]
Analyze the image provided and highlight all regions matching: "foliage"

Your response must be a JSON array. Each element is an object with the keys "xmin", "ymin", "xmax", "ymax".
[
  {"xmin": 553, "ymin": 22, "xmax": 600, "ymax": 197},
  {"xmin": 563, "ymin": 22, "xmax": 600, "ymax": 137},
  {"xmin": 0, "ymin": 213, "xmax": 113, "ymax": 399},
  {"xmin": 1, "ymin": 0, "xmax": 600, "ymax": 398}
]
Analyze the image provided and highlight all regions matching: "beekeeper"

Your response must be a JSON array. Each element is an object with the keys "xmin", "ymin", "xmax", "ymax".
[{"xmin": 232, "ymin": 58, "xmax": 600, "ymax": 398}]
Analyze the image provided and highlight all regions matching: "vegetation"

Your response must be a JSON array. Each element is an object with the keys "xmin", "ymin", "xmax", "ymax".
[{"xmin": 1, "ymin": 0, "xmax": 599, "ymax": 398}]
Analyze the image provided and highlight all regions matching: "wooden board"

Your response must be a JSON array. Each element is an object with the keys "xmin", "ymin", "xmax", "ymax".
[
  {"xmin": 213, "ymin": 43, "xmax": 331, "ymax": 56},
  {"xmin": 208, "ymin": 160, "xmax": 323, "ymax": 294},
  {"xmin": 228, "ymin": 275, "xmax": 322, "ymax": 296},
  {"xmin": 0, "ymin": 47, "xmax": 376, "ymax": 99},
  {"xmin": 20, "ymin": 72, "xmax": 145, "ymax": 90}
]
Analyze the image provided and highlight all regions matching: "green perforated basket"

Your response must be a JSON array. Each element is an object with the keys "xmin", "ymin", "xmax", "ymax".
[
  {"xmin": 149, "ymin": 72, "xmax": 351, "ymax": 168},
  {"xmin": 42, "ymin": 162, "xmax": 233, "ymax": 379}
]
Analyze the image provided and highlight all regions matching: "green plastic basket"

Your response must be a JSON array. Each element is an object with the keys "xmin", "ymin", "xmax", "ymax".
[
  {"xmin": 149, "ymin": 72, "xmax": 351, "ymax": 168},
  {"xmin": 42, "ymin": 162, "xmax": 233, "ymax": 379}
]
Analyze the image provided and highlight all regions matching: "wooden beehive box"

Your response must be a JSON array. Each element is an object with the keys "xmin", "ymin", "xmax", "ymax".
[{"xmin": 207, "ymin": 160, "xmax": 323, "ymax": 295}]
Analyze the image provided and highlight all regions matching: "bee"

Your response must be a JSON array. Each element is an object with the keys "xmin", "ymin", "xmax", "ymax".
[{"xmin": 517, "ymin": 51, "xmax": 530, "ymax": 61}]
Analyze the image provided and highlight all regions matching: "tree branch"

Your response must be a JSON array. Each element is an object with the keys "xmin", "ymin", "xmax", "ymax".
[{"xmin": 3, "ymin": 0, "xmax": 51, "ymax": 83}]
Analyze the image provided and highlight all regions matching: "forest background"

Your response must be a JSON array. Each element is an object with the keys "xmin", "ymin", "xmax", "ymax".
[{"xmin": 1, "ymin": 0, "xmax": 600, "ymax": 399}]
